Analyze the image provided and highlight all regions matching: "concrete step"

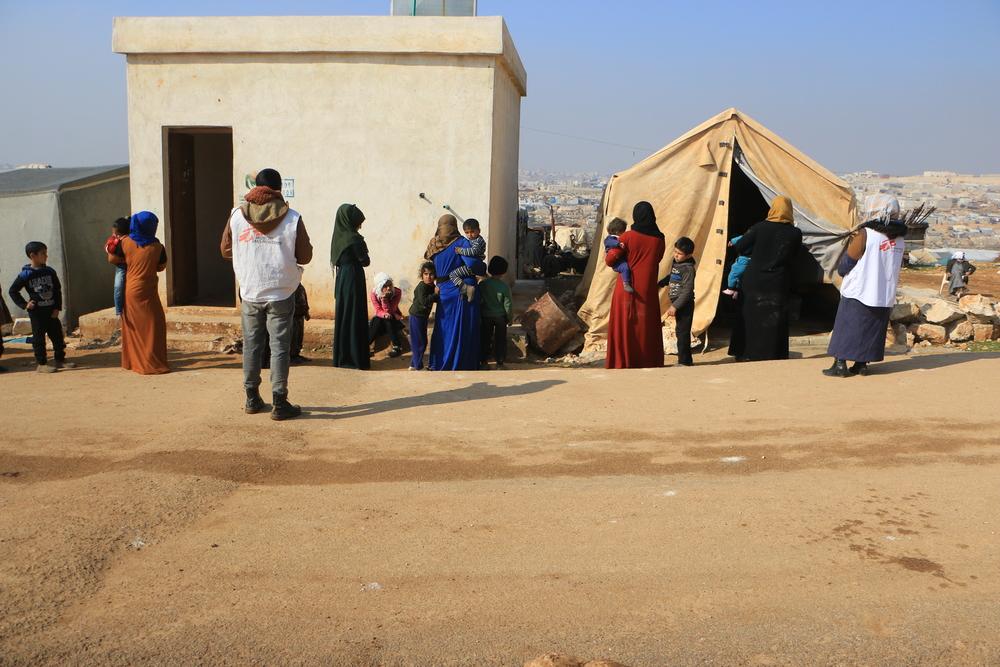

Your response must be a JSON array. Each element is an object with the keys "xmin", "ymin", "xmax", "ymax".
[{"xmin": 79, "ymin": 307, "xmax": 335, "ymax": 349}]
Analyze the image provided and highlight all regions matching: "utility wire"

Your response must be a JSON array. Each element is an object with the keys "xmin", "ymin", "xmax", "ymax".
[{"xmin": 522, "ymin": 126, "xmax": 656, "ymax": 153}]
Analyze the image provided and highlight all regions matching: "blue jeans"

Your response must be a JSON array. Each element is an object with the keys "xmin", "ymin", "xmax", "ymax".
[
  {"xmin": 241, "ymin": 294, "xmax": 295, "ymax": 395},
  {"xmin": 113, "ymin": 265, "xmax": 126, "ymax": 316}
]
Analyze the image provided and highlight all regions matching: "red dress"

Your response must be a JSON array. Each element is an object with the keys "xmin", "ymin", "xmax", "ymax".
[{"xmin": 605, "ymin": 230, "xmax": 666, "ymax": 369}]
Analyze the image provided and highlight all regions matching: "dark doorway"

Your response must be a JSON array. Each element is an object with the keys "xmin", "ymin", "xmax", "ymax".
[{"xmin": 166, "ymin": 128, "xmax": 235, "ymax": 306}]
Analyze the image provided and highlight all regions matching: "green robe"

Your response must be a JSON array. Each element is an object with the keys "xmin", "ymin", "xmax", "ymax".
[{"xmin": 333, "ymin": 241, "xmax": 371, "ymax": 369}]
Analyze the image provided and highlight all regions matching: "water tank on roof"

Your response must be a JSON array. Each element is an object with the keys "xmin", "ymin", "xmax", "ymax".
[{"xmin": 391, "ymin": 0, "xmax": 476, "ymax": 15}]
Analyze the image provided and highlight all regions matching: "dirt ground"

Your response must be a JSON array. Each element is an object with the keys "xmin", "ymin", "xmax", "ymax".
[
  {"xmin": 1, "ymin": 344, "xmax": 999, "ymax": 666},
  {"xmin": 898, "ymin": 264, "xmax": 1000, "ymax": 298}
]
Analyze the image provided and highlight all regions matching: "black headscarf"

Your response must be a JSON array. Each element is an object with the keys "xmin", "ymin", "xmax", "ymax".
[
  {"xmin": 631, "ymin": 201, "xmax": 664, "ymax": 238},
  {"xmin": 330, "ymin": 203, "xmax": 366, "ymax": 265}
]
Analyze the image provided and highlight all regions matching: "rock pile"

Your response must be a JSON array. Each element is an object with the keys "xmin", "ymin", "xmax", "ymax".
[{"xmin": 890, "ymin": 293, "xmax": 999, "ymax": 348}]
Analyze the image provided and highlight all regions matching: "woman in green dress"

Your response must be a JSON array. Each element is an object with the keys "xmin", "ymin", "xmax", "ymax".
[{"xmin": 331, "ymin": 203, "xmax": 370, "ymax": 369}]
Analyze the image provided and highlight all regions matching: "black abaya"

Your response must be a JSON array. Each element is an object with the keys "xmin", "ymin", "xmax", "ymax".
[
  {"xmin": 732, "ymin": 221, "xmax": 803, "ymax": 361},
  {"xmin": 333, "ymin": 242, "xmax": 371, "ymax": 369}
]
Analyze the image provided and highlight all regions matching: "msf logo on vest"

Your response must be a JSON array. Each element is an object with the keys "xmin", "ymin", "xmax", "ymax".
[
  {"xmin": 238, "ymin": 227, "xmax": 280, "ymax": 245},
  {"xmin": 879, "ymin": 238, "xmax": 898, "ymax": 252}
]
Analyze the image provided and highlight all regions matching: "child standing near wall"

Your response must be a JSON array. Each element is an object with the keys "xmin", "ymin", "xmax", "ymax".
[
  {"xmin": 408, "ymin": 262, "xmax": 439, "ymax": 370},
  {"xmin": 104, "ymin": 217, "xmax": 131, "ymax": 318},
  {"xmin": 8, "ymin": 242, "xmax": 73, "ymax": 373},
  {"xmin": 479, "ymin": 256, "xmax": 513, "ymax": 370}
]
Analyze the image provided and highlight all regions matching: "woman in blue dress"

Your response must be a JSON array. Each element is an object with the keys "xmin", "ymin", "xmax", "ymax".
[{"xmin": 425, "ymin": 214, "xmax": 485, "ymax": 370}]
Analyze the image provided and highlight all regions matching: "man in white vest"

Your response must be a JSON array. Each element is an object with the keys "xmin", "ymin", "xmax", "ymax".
[{"xmin": 221, "ymin": 168, "xmax": 312, "ymax": 419}]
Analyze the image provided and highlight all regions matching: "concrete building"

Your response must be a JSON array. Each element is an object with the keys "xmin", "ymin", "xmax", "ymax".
[
  {"xmin": 112, "ymin": 16, "xmax": 526, "ymax": 316},
  {"xmin": 0, "ymin": 166, "xmax": 130, "ymax": 327}
]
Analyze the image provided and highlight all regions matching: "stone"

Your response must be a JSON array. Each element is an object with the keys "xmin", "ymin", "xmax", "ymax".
[
  {"xmin": 889, "ymin": 302, "xmax": 921, "ymax": 323},
  {"xmin": 921, "ymin": 300, "xmax": 965, "ymax": 325},
  {"xmin": 907, "ymin": 247, "xmax": 939, "ymax": 266},
  {"xmin": 12, "ymin": 318, "xmax": 31, "ymax": 335},
  {"xmin": 948, "ymin": 320, "xmax": 974, "ymax": 343},
  {"xmin": 885, "ymin": 323, "xmax": 909, "ymax": 349},
  {"xmin": 973, "ymin": 323, "xmax": 994, "ymax": 342},
  {"xmin": 957, "ymin": 294, "xmax": 997, "ymax": 324},
  {"xmin": 520, "ymin": 292, "xmax": 587, "ymax": 356},
  {"xmin": 914, "ymin": 323, "xmax": 947, "ymax": 344},
  {"xmin": 524, "ymin": 654, "xmax": 585, "ymax": 667}
]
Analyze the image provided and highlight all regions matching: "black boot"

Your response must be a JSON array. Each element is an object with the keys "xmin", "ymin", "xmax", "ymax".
[
  {"xmin": 245, "ymin": 387, "xmax": 266, "ymax": 414},
  {"xmin": 271, "ymin": 392, "xmax": 302, "ymax": 421},
  {"xmin": 849, "ymin": 362, "xmax": 869, "ymax": 376},
  {"xmin": 822, "ymin": 359, "xmax": 851, "ymax": 378}
]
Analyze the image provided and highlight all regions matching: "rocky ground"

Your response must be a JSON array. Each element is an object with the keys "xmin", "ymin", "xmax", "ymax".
[{"xmin": 1, "ymin": 343, "xmax": 999, "ymax": 665}]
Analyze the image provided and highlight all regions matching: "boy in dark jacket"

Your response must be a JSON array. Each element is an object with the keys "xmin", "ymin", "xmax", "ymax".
[
  {"xmin": 658, "ymin": 236, "xmax": 697, "ymax": 367},
  {"xmin": 408, "ymin": 261, "xmax": 439, "ymax": 370},
  {"xmin": 8, "ymin": 242, "xmax": 72, "ymax": 373}
]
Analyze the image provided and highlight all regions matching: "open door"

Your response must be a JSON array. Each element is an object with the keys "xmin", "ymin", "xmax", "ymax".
[{"xmin": 166, "ymin": 127, "xmax": 235, "ymax": 306}]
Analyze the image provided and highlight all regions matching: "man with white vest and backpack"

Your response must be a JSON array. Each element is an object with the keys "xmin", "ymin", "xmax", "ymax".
[{"xmin": 222, "ymin": 168, "xmax": 312, "ymax": 419}]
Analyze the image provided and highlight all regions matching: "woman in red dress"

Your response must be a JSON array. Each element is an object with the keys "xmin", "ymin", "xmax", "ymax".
[{"xmin": 605, "ymin": 201, "xmax": 666, "ymax": 368}]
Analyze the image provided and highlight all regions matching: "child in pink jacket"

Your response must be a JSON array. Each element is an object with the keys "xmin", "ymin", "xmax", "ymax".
[{"xmin": 369, "ymin": 272, "xmax": 405, "ymax": 357}]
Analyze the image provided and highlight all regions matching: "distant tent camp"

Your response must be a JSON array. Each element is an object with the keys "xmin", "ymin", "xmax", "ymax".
[{"xmin": 577, "ymin": 108, "xmax": 857, "ymax": 349}]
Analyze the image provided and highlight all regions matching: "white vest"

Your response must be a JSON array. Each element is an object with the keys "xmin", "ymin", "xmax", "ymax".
[
  {"xmin": 839, "ymin": 228, "xmax": 904, "ymax": 308},
  {"xmin": 229, "ymin": 207, "xmax": 303, "ymax": 302}
]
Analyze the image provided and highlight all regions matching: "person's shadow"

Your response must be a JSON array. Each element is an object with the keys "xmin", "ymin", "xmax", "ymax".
[{"xmin": 301, "ymin": 379, "xmax": 566, "ymax": 420}]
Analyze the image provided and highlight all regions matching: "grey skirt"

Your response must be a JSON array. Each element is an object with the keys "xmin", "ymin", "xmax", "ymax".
[{"xmin": 827, "ymin": 297, "xmax": 892, "ymax": 363}]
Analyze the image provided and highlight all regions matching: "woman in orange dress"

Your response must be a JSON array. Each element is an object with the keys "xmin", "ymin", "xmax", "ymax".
[{"xmin": 108, "ymin": 211, "xmax": 169, "ymax": 374}]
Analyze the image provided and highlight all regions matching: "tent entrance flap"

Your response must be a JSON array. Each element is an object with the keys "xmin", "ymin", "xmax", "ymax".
[
  {"xmin": 166, "ymin": 127, "xmax": 235, "ymax": 307},
  {"xmin": 733, "ymin": 143, "xmax": 849, "ymax": 282}
]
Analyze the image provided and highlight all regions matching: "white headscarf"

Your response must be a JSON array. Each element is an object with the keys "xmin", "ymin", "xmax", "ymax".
[
  {"xmin": 951, "ymin": 251, "xmax": 966, "ymax": 261},
  {"xmin": 860, "ymin": 194, "xmax": 901, "ymax": 224},
  {"xmin": 373, "ymin": 272, "xmax": 393, "ymax": 295}
]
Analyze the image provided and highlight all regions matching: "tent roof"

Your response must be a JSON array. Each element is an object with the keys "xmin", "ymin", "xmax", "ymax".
[{"xmin": 0, "ymin": 165, "xmax": 129, "ymax": 196}]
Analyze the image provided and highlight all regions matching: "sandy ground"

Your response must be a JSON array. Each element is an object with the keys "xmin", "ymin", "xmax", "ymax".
[
  {"xmin": 899, "ymin": 264, "xmax": 1000, "ymax": 298},
  {"xmin": 1, "ymin": 344, "xmax": 999, "ymax": 666}
]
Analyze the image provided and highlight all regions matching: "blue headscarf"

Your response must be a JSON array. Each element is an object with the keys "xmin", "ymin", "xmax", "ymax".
[{"xmin": 129, "ymin": 211, "xmax": 160, "ymax": 247}]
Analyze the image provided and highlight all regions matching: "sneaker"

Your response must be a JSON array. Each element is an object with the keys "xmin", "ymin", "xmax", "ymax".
[
  {"xmin": 462, "ymin": 284, "xmax": 476, "ymax": 302},
  {"xmin": 849, "ymin": 362, "xmax": 870, "ymax": 376},
  {"xmin": 290, "ymin": 354, "xmax": 310, "ymax": 365},
  {"xmin": 722, "ymin": 288, "xmax": 736, "ymax": 297},
  {"xmin": 623, "ymin": 283, "xmax": 635, "ymax": 294},
  {"xmin": 408, "ymin": 366, "xmax": 419, "ymax": 371},
  {"xmin": 37, "ymin": 364, "xmax": 57, "ymax": 374},
  {"xmin": 53, "ymin": 360, "xmax": 76, "ymax": 369},
  {"xmin": 0, "ymin": 365, "xmax": 7, "ymax": 373},
  {"xmin": 245, "ymin": 388, "xmax": 266, "ymax": 414},
  {"xmin": 388, "ymin": 346, "xmax": 402, "ymax": 358},
  {"xmin": 271, "ymin": 392, "xmax": 302, "ymax": 421}
]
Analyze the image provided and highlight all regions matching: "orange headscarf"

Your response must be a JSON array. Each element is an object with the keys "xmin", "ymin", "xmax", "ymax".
[
  {"xmin": 765, "ymin": 196, "xmax": 794, "ymax": 224},
  {"xmin": 424, "ymin": 214, "xmax": 461, "ymax": 260}
]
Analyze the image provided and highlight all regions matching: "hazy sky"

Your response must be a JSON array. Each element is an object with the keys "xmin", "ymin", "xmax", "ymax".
[{"xmin": 1, "ymin": 0, "xmax": 998, "ymax": 175}]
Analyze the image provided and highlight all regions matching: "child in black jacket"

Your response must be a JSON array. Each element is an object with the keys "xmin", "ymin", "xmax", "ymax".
[
  {"xmin": 8, "ymin": 242, "xmax": 72, "ymax": 373},
  {"xmin": 658, "ymin": 236, "xmax": 697, "ymax": 366}
]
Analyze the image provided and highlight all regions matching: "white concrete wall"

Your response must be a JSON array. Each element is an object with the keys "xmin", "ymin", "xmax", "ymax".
[{"xmin": 116, "ymin": 16, "xmax": 525, "ymax": 317}]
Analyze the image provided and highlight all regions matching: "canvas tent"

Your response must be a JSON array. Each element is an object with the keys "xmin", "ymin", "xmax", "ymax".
[
  {"xmin": 0, "ymin": 166, "xmax": 130, "ymax": 328},
  {"xmin": 577, "ymin": 108, "xmax": 857, "ymax": 349}
]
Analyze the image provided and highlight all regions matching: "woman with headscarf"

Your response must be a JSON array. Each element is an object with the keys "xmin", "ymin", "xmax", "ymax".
[
  {"xmin": 731, "ymin": 195, "xmax": 803, "ymax": 361},
  {"xmin": 331, "ymin": 203, "xmax": 370, "ymax": 369},
  {"xmin": 426, "ymin": 214, "xmax": 483, "ymax": 370},
  {"xmin": 824, "ymin": 195, "xmax": 907, "ymax": 377},
  {"xmin": 945, "ymin": 251, "xmax": 976, "ymax": 298},
  {"xmin": 604, "ymin": 201, "xmax": 666, "ymax": 369},
  {"xmin": 108, "ymin": 211, "xmax": 169, "ymax": 374}
]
